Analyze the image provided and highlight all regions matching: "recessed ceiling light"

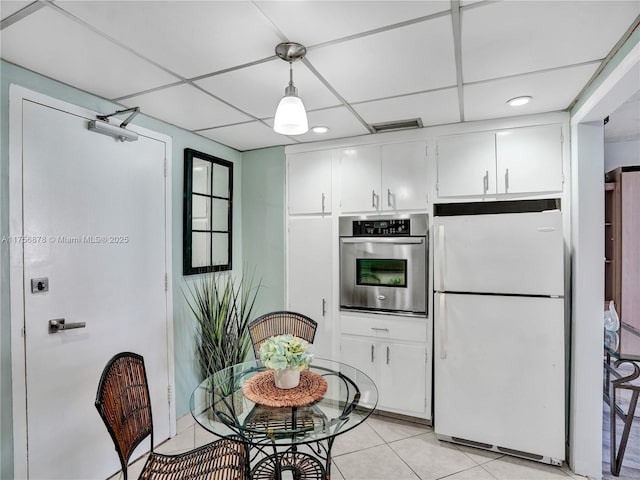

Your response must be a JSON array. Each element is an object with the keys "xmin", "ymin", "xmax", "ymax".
[
  {"xmin": 507, "ymin": 96, "xmax": 532, "ymax": 107},
  {"xmin": 311, "ymin": 126, "xmax": 329, "ymax": 133}
]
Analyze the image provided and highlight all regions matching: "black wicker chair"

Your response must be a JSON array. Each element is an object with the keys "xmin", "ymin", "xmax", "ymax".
[
  {"xmin": 95, "ymin": 352, "xmax": 247, "ymax": 480},
  {"xmin": 248, "ymin": 311, "xmax": 318, "ymax": 358}
]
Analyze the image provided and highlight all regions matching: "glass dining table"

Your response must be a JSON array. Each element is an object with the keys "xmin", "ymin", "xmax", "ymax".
[{"xmin": 190, "ymin": 358, "xmax": 378, "ymax": 480}]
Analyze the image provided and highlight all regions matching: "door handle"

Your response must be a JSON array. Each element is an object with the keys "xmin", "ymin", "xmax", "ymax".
[
  {"xmin": 341, "ymin": 237, "xmax": 423, "ymax": 245},
  {"xmin": 371, "ymin": 345, "xmax": 375, "ymax": 362},
  {"xmin": 386, "ymin": 346, "xmax": 390, "ymax": 365},
  {"xmin": 483, "ymin": 170, "xmax": 489, "ymax": 194},
  {"xmin": 437, "ymin": 224, "xmax": 446, "ymax": 291},
  {"xmin": 49, "ymin": 318, "xmax": 86, "ymax": 334},
  {"xmin": 505, "ymin": 168, "xmax": 509, "ymax": 193},
  {"xmin": 387, "ymin": 188, "xmax": 393, "ymax": 208},
  {"xmin": 439, "ymin": 294, "xmax": 447, "ymax": 360},
  {"xmin": 322, "ymin": 298, "xmax": 327, "ymax": 317},
  {"xmin": 321, "ymin": 192, "xmax": 326, "ymax": 214},
  {"xmin": 371, "ymin": 189, "xmax": 378, "ymax": 209}
]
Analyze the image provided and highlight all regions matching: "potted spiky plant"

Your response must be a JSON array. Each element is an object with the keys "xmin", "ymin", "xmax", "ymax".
[{"xmin": 184, "ymin": 271, "xmax": 260, "ymax": 401}]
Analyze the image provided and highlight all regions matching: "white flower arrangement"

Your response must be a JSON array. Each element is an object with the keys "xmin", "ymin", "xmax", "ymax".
[{"xmin": 259, "ymin": 334, "xmax": 313, "ymax": 371}]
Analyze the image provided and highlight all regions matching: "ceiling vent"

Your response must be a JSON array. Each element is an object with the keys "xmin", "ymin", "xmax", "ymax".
[{"xmin": 371, "ymin": 118, "xmax": 423, "ymax": 133}]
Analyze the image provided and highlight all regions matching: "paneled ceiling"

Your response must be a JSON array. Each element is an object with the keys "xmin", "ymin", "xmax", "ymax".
[{"xmin": 2, "ymin": 1, "xmax": 639, "ymax": 151}]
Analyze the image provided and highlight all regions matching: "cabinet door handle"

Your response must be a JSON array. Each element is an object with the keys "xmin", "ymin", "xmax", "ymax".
[
  {"xmin": 386, "ymin": 346, "xmax": 390, "ymax": 365},
  {"xmin": 371, "ymin": 189, "xmax": 377, "ymax": 208},
  {"xmin": 321, "ymin": 192, "xmax": 326, "ymax": 214},
  {"xmin": 371, "ymin": 327, "xmax": 389, "ymax": 332},
  {"xmin": 483, "ymin": 170, "xmax": 489, "ymax": 194},
  {"xmin": 505, "ymin": 168, "xmax": 509, "ymax": 193},
  {"xmin": 322, "ymin": 298, "xmax": 327, "ymax": 317},
  {"xmin": 371, "ymin": 345, "xmax": 375, "ymax": 362},
  {"xmin": 387, "ymin": 188, "xmax": 392, "ymax": 208}
]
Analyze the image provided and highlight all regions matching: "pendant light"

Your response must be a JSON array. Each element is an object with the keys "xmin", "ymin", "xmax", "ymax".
[{"xmin": 273, "ymin": 42, "xmax": 309, "ymax": 135}]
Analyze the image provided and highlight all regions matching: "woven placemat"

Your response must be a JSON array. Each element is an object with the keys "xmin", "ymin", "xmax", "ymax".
[{"xmin": 242, "ymin": 370, "xmax": 328, "ymax": 407}]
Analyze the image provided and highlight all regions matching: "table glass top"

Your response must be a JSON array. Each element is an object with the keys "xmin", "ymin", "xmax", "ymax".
[
  {"xmin": 605, "ymin": 323, "xmax": 640, "ymax": 362},
  {"xmin": 190, "ymin": 358, "xmax": 378, "ymax": 446}
]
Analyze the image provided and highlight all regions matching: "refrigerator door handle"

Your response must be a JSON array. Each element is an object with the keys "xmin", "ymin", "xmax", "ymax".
[
  {"xmin": 437, "ymin": 224, "xmax": 446, "ymax": 290},
  {"xmin": 439, "ymin": 293, "xmax": 447, "ymax": 359}
]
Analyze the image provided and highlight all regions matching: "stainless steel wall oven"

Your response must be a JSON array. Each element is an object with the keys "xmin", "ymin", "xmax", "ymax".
[{"xmin": 339, "ymin": 214, "xmax": 428, "ymax": 316}]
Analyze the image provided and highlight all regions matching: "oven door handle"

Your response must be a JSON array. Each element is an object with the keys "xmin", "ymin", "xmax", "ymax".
[{"xmin": 340, "ymin": 237, "xmax": 424, "ymax": 245}]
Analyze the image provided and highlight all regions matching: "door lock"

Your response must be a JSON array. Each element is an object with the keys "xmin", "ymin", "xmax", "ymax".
[{"xmin": 31, "ymin": 277, "xmax": 49, "ymax": 293}]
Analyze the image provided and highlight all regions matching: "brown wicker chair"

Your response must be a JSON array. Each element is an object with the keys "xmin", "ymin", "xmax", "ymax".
[
  {"xmin": 95, "ymin": 352, "xmax": 247, "ymax": 480},
  {"xmin": 248, "ymin": 311, "xmax": 318, "ymax": 358}
]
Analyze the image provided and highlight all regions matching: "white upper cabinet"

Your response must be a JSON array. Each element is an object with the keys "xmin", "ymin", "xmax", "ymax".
[
  {"xmin": 287, "ymin": 150, "xmax": 332, "ymax": 215},
  {"xmin": 437, "ymin": 124, "xmax": 563, "ymax": 198},
  {"xmin": 340, "ymin": 142, "xmax": 427, "ymax": 213},
  {"xmin": 496, "ymin": 124, "xmax": 563, "ymax": 194},
  {"xmin": 436, "ymin": 132, "xmax": 496, "ymax": 197},
  {"xmin": 381, "ymin": 142, "xmax": 428, "ymax": 211},
  {"xmin": 340, "ymin": 145, "xmax": 381, "ymax": 213}
]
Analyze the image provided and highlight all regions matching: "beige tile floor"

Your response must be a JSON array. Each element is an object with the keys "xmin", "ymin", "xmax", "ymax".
[{"xmin": 109, "ymin": 413, "xmax": 587, "ymax": 480}]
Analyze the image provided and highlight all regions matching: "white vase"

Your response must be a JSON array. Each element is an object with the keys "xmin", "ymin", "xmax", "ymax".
[{"xmin": 274, "ymin": 368, "xmax": 300, "ymax": 389}]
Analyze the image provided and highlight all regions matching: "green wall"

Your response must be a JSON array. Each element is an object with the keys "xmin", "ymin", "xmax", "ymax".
[
  {"xmin": 0, "ymin": 59, "xmax": 286, "ymax": 479},
  {"xmin": 241, "ymin": 147, "xmax": 287, "ymax": 320}
]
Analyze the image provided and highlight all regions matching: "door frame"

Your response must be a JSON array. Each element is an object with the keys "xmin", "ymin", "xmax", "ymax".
[
  {"xmin": 568, "ymin": 40, "xmax": 639, "ymax": 478},
  {"xmin": 8, "ymin": 85, "xmax": 175, "ymax": 478}
]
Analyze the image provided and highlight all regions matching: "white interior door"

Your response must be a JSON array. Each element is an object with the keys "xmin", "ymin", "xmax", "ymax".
[{"xmin": 18, "ymin": 99, "xmax": 171, "ymax": 479}]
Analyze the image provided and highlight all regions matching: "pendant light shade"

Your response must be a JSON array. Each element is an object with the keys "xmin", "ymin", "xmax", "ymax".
[
  {"xmin": 274, "ymin": 84, "xmax": 308, "ymax": 135},
  {"xmin": 273, "ymin": 42, "xmax": 309, "ymax": 136}
]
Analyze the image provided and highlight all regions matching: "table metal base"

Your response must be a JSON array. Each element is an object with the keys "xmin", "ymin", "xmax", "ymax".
[
  {"xmin": 251, "ymin": 450, "xmax": 325, "ymax": 480},
  {"xmin": 604, "ymin": 357, "xmax": 640, "ymax": 476}
]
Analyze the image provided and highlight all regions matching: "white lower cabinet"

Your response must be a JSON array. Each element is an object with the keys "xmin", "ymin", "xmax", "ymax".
[
  {"xmin": 340, "ymin": 314, "xmax": 430, "ymax": 418},
  {"xmin": 379, "ymin": 342, "xmax": 428, "ymax": 415}
]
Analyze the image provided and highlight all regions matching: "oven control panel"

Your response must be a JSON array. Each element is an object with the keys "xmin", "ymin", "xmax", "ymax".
[{"xmin": 352, "ymin": 218, "xmax": 411, "ymax": 236}]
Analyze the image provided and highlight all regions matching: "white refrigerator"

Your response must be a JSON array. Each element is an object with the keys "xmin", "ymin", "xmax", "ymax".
[{"xmin": 433, "ymin": 200, "xmax": 565, "ymax": 465}]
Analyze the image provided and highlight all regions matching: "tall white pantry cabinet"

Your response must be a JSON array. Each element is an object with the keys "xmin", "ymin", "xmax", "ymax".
[
  {"xmin": 286, "ymin": 140, "xmax": 432, "ymax": 420},
  {"xmin": 286, "ymin": 150, "xmax": 335, "ymax": 360},
  {"xmin": 286, "ymin": 116, "xmax": 566, "ymax": 423}
]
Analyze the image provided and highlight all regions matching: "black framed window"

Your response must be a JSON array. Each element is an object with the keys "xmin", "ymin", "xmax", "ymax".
[{"xmin": 183, "ymin": 148, "xmax": 233, "ymax": 275}]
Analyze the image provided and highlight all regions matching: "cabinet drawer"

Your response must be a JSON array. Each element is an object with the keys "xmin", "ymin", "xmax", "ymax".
[
  {"xmin": 341, "ymin": 313, "xmax": 427, "ymax": 341},
  {"xmin": 376, "ymin": 316, "xmax": 428, "ymax": 342},
  {"xmin": 341, "ymin": 313, "xmax": 376, "ymax": 336}
]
